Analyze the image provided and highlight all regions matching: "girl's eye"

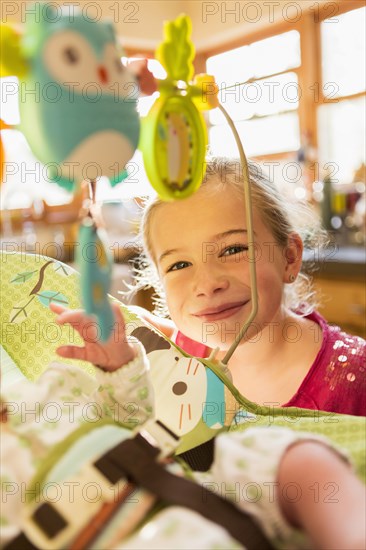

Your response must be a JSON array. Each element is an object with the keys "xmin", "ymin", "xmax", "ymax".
[
  {"xmin": 167, "ymin": 261, "xmax": 191, "ymax": 272},
  {"xmin": 221, "ymin": 245, "xmax": 248, "ymax": 257}
]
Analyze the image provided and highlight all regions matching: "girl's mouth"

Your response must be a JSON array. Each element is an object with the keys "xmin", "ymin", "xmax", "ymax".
[{"xmin": 192, "ymin": 301, "xmax": 248, "ymax": 322}]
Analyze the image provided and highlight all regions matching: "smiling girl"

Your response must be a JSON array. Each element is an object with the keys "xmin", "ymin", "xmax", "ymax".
[
  {"xmin": 133, "ymin": 157, "xmax": 365, "ymax": 415},
  {"xmin": 52, "ymin": 157, "xmax": 365, "ymax": 415}
]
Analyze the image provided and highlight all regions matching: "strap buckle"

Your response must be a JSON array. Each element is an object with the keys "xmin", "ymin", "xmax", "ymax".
[{"xmin": 137, "ymin": 418, "xmax": 180, "ymax": 459}]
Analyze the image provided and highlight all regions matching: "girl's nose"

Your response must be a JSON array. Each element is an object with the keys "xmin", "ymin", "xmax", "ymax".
[{"xmin": 193, "ymin": 268, "xmax": 229, "ymax": 297}]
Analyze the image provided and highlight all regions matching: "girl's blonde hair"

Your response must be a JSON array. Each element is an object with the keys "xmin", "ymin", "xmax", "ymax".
[{"xmin": 131, "ymin": 157, "xmax": 328, "ymax": 316}]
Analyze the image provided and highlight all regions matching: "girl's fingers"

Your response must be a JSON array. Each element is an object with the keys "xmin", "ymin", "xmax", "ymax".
[
  {"xmin": 56, "ymin": 345, "xmax": 87, "ymax": 361},
  {"xmin": 59, "ymin": 314, "xmax": 101, "ymax": 343},
  {"xmin": 52, "ymin": 309, "xmax": 97, "ymax": 335},
  {"xmin": 112, "ymin": 302, "xmax": 126, "ymax": 328},
  {"xmin": 51, "ymin": 301, "xmax": 127, "ymax": 345},
  {"xmin": 49, "ymin": 302, "xmax": 67, "ymax": 314},
  {"xmin": 109, "ymin": 303, "xmax": 128, "ymax": 340}
]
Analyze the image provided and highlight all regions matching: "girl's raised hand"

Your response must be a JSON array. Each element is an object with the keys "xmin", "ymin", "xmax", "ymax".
[{"xmin": 49, "ymin": 302, "xmax": 136, "ymax": 372}]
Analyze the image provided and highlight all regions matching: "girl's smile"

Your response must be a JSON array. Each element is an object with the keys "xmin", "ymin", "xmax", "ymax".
[{"xmin": 192, "ymin": 300, "xmax": 249, "ymax": 322}]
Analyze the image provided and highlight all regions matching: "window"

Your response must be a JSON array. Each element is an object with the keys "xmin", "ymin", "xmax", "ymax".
[
  {"xmin": 206, "ymin": 31, "xmax": 301, "ymax": 158},
  {"xmin": 321, "ymin": 7, "xmax": 365, "ymax": 98},
  {"xmin": 205, "ymin": 4, "xmax": 366, "ymax": 201},
  {"xmin": 318, "ymin": 7, "xmax": 366, "ymax": 183}
]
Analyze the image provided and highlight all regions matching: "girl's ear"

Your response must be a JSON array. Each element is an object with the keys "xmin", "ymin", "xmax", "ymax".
[{"xmin": 283, "ymin": 232, "xmax": 303, "ymax": 282}]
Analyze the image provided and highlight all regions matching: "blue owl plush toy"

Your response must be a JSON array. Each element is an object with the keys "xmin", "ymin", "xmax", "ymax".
[
  {"xmin": 1, "ymin": 3, "xmax": 141, "ymax": 340},
  {"xmin": 1, "ymin": 3, "xmax": 140, "ymax": 191}
]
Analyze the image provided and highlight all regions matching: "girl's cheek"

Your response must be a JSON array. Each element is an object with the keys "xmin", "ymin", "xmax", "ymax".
[{"xmin": 165, "ymin": 288, "xmax": 179, "ymax": 312}]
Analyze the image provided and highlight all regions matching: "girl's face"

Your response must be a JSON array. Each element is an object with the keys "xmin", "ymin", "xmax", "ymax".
[{"xmin": 149, "ymin": 184, "xmax": 298, "ymax": 350}]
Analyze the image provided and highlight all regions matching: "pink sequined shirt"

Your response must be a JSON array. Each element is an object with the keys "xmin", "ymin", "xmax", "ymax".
[{"xmin": 175, "ymin": 310, "xmax": 366, "ymax": 416}]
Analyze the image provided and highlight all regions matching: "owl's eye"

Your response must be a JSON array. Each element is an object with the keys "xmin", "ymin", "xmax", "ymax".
[
  {"xmin": 115, "ymin": 58, "xmax": 124, "ymax": 73},
  {"xmin": 64, "ymin": 47, "xmax": 79, "ymax": 64}
]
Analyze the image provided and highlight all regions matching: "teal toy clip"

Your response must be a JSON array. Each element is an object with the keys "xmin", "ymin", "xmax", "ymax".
[{"xmin": 77, "ymin": 216, "xmax": 114, "ymax": 342}]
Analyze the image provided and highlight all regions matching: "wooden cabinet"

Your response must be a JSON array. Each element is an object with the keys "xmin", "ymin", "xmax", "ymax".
[{"xmin": 312, "ymin": 276, "xmax": 366, "ymax": 338}]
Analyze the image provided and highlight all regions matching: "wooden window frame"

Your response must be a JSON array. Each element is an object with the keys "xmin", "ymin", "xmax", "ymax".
[{"xmin": 199, "ymin": 0, "xmax": 365, "ymax": 165}]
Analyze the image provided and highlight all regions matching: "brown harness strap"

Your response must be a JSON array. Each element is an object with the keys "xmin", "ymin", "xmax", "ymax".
[
  {"xmin": 91, "ymin": 433, "xmax": 275, "ymax": 550},
  {"xmin": 7, "ymin": 432, "xmax": 275, "ymax": 550}
]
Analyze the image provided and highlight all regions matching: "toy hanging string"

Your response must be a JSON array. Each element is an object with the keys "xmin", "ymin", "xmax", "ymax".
[
  {"xmin": 207, "ymin": 103, "xmax": 258, "ymax": 366},
  {"xmin": 214, "ymin": 75, "xmax": 291, "ymax": 363}
]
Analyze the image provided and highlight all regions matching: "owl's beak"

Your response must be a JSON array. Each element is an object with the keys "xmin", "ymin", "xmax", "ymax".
[{"xmin": 98, "ymin": 66, "xmax": 108, "ymax": 85}]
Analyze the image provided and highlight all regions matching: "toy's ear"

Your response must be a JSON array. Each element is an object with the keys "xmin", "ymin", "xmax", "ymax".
[
  {"xmin": 131, "ymin": 326, "xmax": 171, "ymax": 353},
  {"xmin": 0, "ymin": 24, "xmax": 29, "ymax": 78}
]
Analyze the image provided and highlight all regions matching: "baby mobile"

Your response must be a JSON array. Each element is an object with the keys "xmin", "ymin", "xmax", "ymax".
[{"xmin": 1, "ymin": 4, "xmax": 257, "ymax": 364}]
